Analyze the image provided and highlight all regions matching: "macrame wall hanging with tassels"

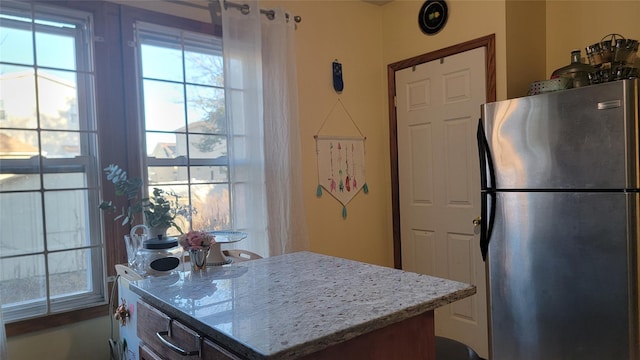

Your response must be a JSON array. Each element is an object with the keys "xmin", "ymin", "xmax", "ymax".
[{"xmin": 315, "ymin": 98, "xmax": 369, "ymax": 219}]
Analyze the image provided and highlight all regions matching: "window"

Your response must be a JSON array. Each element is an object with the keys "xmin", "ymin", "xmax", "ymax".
[
  {"xmin": 0, "ymin": 1, "xmax": 104, "ymax": 323},
  {"xmin": 0, "ymin": 1, "xmax": 229, "ymax": 332},
  {"xmin": 135, "ymin": 22, "xmax": 230, "ymax": 234}
]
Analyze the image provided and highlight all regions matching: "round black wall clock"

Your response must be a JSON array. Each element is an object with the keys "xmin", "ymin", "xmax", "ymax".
[{"xmin": 418, "ymin": 0, "xmax": 448, "ymax": 35}]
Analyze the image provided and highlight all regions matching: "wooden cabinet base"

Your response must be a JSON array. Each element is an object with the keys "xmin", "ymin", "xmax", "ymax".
[{"xmin": 300, "ymin": 311, "xmax": 435, "ymax": 360}]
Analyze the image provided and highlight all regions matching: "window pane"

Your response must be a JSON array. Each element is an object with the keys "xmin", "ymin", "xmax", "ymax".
[
  {"xmin": 44, "ymin": 172, "xmax": 90, "ymax": 190},
  {"xmin": 40, "ymin": 130, "xmax": 80, "ymax": 158},
  {"xmin": 186, "ymin": 84, "xmax": 226, "ymax": 133},
  {"xmin": 49, "ymin": 249, "xmax": 90, "ymax": 297},
  {"xmin": 0, "ymin": 254, "xmax": 47, "ymax": 314},
  {"xmin": 190, "ymin": 183, "xmax": 229, "ymax": 230},
  {"xmin": 140, "ymin": 43, "xmax": 183, "ymax": 82},
  {"xmin": 0, "ymin": 65, "xmax": 38, "ymax": 128},
  {"xmin": 0, "ymin": 129, "xmax": 40, "ymax": 159},
  {"xmin": 0, "ymin": 171, "xmax": 40, "ymax": 192},
  {"xmin": 189, "ymin": 166, "xmax": 228, "ymax": 183},
  {"xmin": 149, "ymin": 165, "xmax": 187, "ymax": 185},
  {"xmin": 148, "ymin": 165, "xmax": 228, "ymax": 185},
  {"xmin": 0, "ymin": 11, "xmax": 34, "ymax": 65},
  {"xmin": 0, "ymin": 192, "xmax": 44, "ymax": 256},
  {"xmin": 45, "ymin": 189, "xmax": 92, "ymax": 251},
  {"xmin": 35, "ymin": 27, "xmax": 77, "ymax": 70},
  {"xmin": 38, "ymin": 69, "xmax": 80, "ymax": 130},
  {"xmin": 188, "ymin": 134, "xmax": 227, "ymax": 160},
  {"xmin": 143, "ymin": 79, "xmax": 185, "ymax": 131},
  {"xmin": 184, "ymin": 45, "xmax": 223, "ymax": 87},
  {"xmin": 147, "ymin": 132, "xmax": 184, "ymax": 159}
]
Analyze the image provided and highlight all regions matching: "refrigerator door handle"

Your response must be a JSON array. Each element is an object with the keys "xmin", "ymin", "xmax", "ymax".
[
  {"xmin": 477, "ymin": 118, "xmax": 497, "ymax": 261},
  {"xmin": 476, "ymin": 118, "xmax": 496, "ymax": 191},
  {"xmin": 477, "ymin": 119, "xmax": 488, "ymax": 190},
  {"xmin": 480, "ymin": 191, "xmax": 496, "ymax": 261}
]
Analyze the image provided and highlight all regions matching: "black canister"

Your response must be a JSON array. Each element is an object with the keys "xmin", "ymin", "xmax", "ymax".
[{"xmin": 139, "ymin": 237, "xmax": 182, "ymax": 276}]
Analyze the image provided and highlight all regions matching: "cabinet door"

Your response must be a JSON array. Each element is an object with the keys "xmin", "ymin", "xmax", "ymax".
[
  {"xmin": 137, "ymin": 301, "xmax": 202, "ymax": 359},
  {"xmin": 137, "ymin": 300, "xmax": 241, "ymax": 360},
  {"xmin": 140, "ymin": 343, "xmax": 164, "ymax": 360},
  {"xmin": 202, "ymin": 338, "xmax": 242, "ymax": 360}
]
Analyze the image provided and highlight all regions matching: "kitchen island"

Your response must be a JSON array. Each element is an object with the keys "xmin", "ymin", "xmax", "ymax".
[{"xmin": 130, "ymin": 251, "xmax": 475, "ymax": 360}]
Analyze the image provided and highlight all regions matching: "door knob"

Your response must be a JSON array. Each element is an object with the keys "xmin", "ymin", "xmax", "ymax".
[{"xmin": 472, "ymin": 216, "xmax": 481, "ymax": 226}]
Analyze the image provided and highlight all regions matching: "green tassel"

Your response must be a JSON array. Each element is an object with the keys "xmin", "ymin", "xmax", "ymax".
[
  {"xmin": 363, "ymin": 183, "xmax": 369, "ymax": 194},
  {"xmin": 316, "ymin": 184, "xmax": 323, "ymax": 197},
  {"xmin": 342, "ymin": 206, "xmax": 347, "ymax": 219}
]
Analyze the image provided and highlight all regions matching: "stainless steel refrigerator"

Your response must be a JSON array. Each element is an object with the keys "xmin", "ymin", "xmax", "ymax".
[{"xmin": 477, "ymin": 78, "xmax": 640, "ymax": 360}]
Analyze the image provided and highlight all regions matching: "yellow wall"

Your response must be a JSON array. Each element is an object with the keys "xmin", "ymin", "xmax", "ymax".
[
  {"xmin": 546, "ymin": 0, "xmax": 640, "ymax": 76},
  {"xmin": 6, "ymin": 0, "xmax": 640, "ymax": 359},
  {"xmin": 7, "ymin": 316, "xmax": 112, "ymax": 360},
  {"xmin": 381, "ymin": 0, "xmax": 509, "ymax": 99},
  {"xmin": 506, "ymin": 0, "xmax": 547, "ymax": 98},
  {"xmin": 265, "ymin": 0, "xmax": 393, "ymax": 266}
]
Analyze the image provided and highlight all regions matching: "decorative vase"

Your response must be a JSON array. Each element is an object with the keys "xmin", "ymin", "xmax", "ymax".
[{"xmin": 189, "ymin": 247, "xmax": 209, "ymax": 271}]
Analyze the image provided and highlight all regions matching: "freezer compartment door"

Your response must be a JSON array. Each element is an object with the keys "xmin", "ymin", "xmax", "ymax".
[
  {"xmin": 487, "ymin": 192, "xmax": 638, "ymax": 360},
  {"xmin": 481, "ymin": 79, "xmax": 638, "ymax": 190}
]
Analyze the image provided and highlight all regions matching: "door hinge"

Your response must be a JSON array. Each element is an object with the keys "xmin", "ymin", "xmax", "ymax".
[{"xmin": 394, "ymin": 95, "xmax": 397, "ymax": 107}]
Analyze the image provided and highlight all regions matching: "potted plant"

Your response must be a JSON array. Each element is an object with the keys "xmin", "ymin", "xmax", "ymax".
[
  {"xmin": 143, "ymin": 187, "xmax": 190, "ymax": 238},
  {"xmin": 99, "ymin": 164, "xmax": 191, "ymax": 238}
]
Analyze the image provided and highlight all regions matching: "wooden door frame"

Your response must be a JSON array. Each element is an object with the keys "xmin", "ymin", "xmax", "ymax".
[{"xmin": 388, "ymin": 34, "xmax": 497, "ymax": 269}]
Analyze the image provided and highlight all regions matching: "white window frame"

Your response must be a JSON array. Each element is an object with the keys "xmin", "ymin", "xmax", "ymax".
[
  {"xmin": 0, "ymin": 1, "xmax": 105, "ymax": 323},
  {"xmin": 133, "ymin": 21, "xmax": 235, "ymax": 234}
]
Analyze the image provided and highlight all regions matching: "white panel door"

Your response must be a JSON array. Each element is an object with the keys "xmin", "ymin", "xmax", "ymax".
[{"xmin": 395, "ymin": 47, "xmax": 487, "ymax": 358}]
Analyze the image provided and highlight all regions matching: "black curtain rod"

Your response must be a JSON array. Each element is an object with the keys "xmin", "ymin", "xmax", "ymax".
[
  {"xmin": 163, "ymin": 1, "xmax": 302, "ymax": 24},
  {"xmin": 208, "ymin": 0, "xmax": 302, "ymax": 24},
  {"xmin": 223, "ymin": 0, "xmax": 302, "ymax": 23}
]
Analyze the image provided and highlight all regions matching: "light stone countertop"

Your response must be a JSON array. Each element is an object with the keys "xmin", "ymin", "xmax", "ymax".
[{"xmin": 130, "ymin": 251, "xmax": 476, "ymax": 360}]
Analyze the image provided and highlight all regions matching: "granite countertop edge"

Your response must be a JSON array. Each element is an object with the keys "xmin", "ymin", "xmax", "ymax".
[
  {"xmin": 267, "ymin": 285, "xmax": 477, "ymax": 360},
  {"xmin": 131, "ymin": 252, "xmax": 477, "ymax": 360}
]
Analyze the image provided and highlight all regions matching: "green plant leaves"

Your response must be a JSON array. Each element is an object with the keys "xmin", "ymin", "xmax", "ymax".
[{"xmin": 100, "ymin": 164, "xmax": 191, "ymax": 234}]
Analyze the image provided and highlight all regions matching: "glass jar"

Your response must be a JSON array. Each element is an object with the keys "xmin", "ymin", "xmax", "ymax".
[{"xmin": 138, "ymin": 237, "xmax": 182, "ymax": 276}]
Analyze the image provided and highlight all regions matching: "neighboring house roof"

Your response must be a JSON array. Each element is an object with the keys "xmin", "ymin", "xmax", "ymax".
[
  {"xmin": 151, "ymin": 142, "xmax": 177, "ymax": 159},
  {"xmin": 0, "ymin": 133, "xmax": 39, "ymax": 158}
]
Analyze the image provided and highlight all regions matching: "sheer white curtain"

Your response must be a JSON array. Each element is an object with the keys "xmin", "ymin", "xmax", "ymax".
[
  {"xmin": 220, "ymin": 0, "xmax": 308, "ymax": 257},
  {"xmin": 221, "ymin": 0, "xmax": 268, "ymax": 257}
]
